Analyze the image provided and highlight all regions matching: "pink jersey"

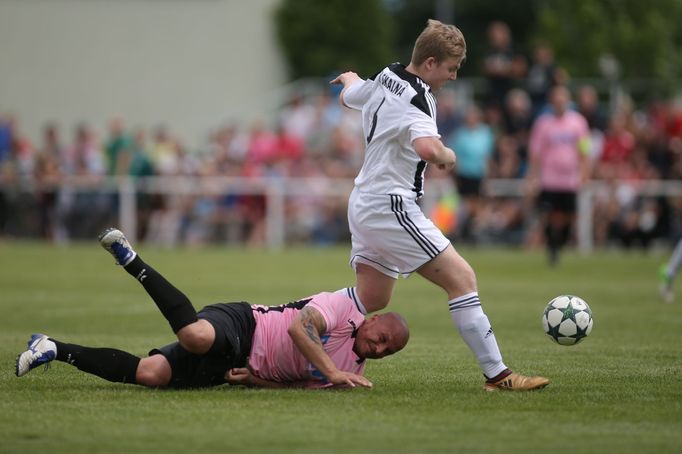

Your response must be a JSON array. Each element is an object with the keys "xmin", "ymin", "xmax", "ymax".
[
  {"xmin": 248, "ymin": 292, "xmax": 366, "ymax": 388},
  {"xmin": 529, "ymin": 110, "xmax": 589, "ymax": 191}
]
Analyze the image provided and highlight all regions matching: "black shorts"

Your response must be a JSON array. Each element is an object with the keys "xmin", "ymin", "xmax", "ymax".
[
  {"xmin": 454, "ymin": 175, "xmax": 483, "ymax": 197},
  {"xmin": 149, "ymin": 302, "xmax": 256, "ymax": 389},
  {"xmin": 538, "ymin": 190, "xmax": 577, "ymax": 214}
]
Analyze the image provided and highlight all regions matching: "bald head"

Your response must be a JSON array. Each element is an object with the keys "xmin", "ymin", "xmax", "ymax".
[{"xmin": 353, "ymin": 312, "xmax": 410, "ymax": 360}]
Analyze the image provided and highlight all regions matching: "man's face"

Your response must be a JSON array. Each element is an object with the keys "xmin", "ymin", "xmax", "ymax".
[
  {"xmin": 353, "ymin": 314, "xmax": 408, "ymax": 360},
  {"xmin": 551, "ymin": 86, "xmax": 570, "ymax": 115},
  {"xmin": 424, "ymin": 56, "xmax": 462, "ymax": 91}
]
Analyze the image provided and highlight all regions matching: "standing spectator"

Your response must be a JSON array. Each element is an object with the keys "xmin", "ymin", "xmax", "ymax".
[
  {"xmin": 34, "ymin": 123, "xmax": 64, "ymax": 240},
  {"xmin": 60, "ymin": 123, "xmax": 106, "ymax": 239},
  {"xmin": 526, "ymin": 44, "xmax": 562, "ymax": 118},
  {"xmin": 575, "ymin": 85, "xmax": 608, "ymax": 166},
  {"xmin": 128, "ymin": 129, "xmax": 155, "ymax": 179},
  {"xmin": 0, "ymin": 114, "xmax": 14, "ymax": 165},
  {"xmin": 576, "ymin": 85, "xmax": 608, "ymax": 133},
  {"xmin": 448, "ymin": 104, "xmax": 495, "ymax": 243},
  {"xmin": 594, "ymin": 113, "xmax": 636, "ymax": 179},
  {"xmin": 244, "ymin": 118, "xmax": 278, "ymax": 176},
  {"xmin": 128, "ymin": 128, "xmax": 156, "ymax": 241},
  {"xmin": 527, "ymin": 85, "xmax": 591, "ymax": 266},
  {"xmin": 436, "ymin": 89, "xmax": 462, "ymax": 141},
  {"xmin": 280, "ymin": 94, "xmax": 316, "ymax": 143},
  {"xmin": 490, "ymin": 135, "xmax": 523, "ymax": 179},
  {"xmin": 502, "ymin": 88, "xmax": 533, "ymax": 175},
  {"xmin": 274, "ymin": 123, "xmax": 305, "ymax": 171},
  {"xmin": 150, "ymin": 126, "xmax": 177, "ymax": 174},
  {"xmin": 483, "ymin": 21, "xmax": 526, "ymax": 114},
  {"xmin": 0, "ymin": 114, "xmax": 16, "ymax": 236},
  {"xmin": 104, "ymin": 117, "xmax": 133, "ymax": 176}
]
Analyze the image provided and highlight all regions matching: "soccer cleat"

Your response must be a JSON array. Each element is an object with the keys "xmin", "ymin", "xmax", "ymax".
[
  {"xmin": 15, "ymin": 334, "xmax": 57, "ymax": 377},
  {"xmin": 658, "ymin": 264, "xmax": 673, "ymax": 303},
  {"xmin": 484, "ymin": 370, "xmax": 549, "ymax": 392},
  {"xmin": 99, "ymin": 227, "xmax": 137, "ymax": 266}
]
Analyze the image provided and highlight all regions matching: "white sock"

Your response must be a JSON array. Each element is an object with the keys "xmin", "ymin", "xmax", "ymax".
[
  {"xmin": 449, "ymin": 292, "xmax": 507, "ymax": 379},
  {"xmin": 335, "ymin": 287, "xmax": 367, "ymax": 315}
]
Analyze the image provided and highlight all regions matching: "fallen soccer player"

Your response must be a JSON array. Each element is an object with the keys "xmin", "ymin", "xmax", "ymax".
[{"xmin": 16, "ymin": 228, "xmax": 409, "ymax": 389}]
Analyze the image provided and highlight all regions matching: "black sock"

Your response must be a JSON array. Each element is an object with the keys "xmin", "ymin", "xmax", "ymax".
[
  {"xmin": 52, "ymin": 339, "xmax": 140, "ymax": 384},
  {"xmin": 122, "ymin": 255, "xmax": 198, "ymax": 333},
  {"xmin": 546, "ymin": 225, "xmax": 561, "ymax": 251},
  {"xmin": 559, "ymin": 224, "xmax": 571, "ymax": 248}
]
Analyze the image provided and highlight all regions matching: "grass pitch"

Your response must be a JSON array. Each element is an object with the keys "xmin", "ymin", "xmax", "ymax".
[{"xmin": 1, "ymin": 241, "xmax": 681, "ymax": 453}]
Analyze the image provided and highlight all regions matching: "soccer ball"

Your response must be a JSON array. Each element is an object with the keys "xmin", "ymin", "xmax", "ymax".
[{"xmin": 542, "ymin": 295, "xmax": 593, "ymax": 346}]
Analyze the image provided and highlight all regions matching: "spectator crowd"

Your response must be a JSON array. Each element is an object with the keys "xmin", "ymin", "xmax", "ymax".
[{"xmin": 1, "ymin": 21, "xmax": 681, "ymax": 249}]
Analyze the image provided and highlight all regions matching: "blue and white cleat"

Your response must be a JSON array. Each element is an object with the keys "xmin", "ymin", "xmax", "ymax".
[
  {"xmin": 99, "ymin": 227, "xmax": 137, "ymax": 266},
  {"xmin": 16, "ymin": 334, "xmax": 57, "ymax": 377}
]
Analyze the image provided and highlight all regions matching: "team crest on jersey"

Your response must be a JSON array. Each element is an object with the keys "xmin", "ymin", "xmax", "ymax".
[{"xmin": 380, "ymin": 73, "xmax": 406, "ymax": 97}]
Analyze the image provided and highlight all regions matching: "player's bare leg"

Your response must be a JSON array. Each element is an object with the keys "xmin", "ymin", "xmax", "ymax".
[
  {"xmin": 418, "ymin": 245, "xmax": 549, "ymax": 391},
  {"xmin": 136, "ymin": 355, "xmax": 172, "ymax": 387},
  {"xmin": 355, "ymin": 263, "xmax": 396, "ymax": 313}
]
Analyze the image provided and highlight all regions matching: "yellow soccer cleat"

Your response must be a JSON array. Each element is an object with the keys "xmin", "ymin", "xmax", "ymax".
[{"xmin": 484, "ymin": 370, "xmax": 549, "ymax": 392}]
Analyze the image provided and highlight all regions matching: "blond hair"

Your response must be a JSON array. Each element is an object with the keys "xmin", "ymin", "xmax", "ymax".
[{"xmin": 411, "ymin": 19, "xmax": 466, "ymax": 66}]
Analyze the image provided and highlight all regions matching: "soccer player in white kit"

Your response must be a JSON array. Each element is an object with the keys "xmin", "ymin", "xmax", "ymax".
[{"xmin": 331, "ymin": 19, "xmax": 549, "ymax": 391}]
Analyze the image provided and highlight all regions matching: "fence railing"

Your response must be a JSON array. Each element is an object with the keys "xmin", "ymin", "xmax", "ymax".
[{"xmin": 2, "ymin": 176, "xmax": 681, "ymax": 251}]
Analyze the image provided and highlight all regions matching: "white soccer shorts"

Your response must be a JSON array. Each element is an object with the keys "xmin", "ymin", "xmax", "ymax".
[{"xmin": 348, "ymin": 188, "xmax": 451, "ymax": 279}]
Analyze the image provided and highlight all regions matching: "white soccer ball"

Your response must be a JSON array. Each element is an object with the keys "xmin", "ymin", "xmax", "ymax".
[{"xmin": 541, "ymin": 295, "xmax": 593, "ymax": 346}]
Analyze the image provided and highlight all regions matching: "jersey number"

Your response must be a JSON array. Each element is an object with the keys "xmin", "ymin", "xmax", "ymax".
[{"xmin": 366, "ymin": 97, "xmax": 386, "ymax": 144}]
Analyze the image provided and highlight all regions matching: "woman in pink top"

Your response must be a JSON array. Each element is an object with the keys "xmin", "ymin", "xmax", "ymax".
[{"xmin": 528, "ymin": 85, "xmax": 591, "ymax": 265}]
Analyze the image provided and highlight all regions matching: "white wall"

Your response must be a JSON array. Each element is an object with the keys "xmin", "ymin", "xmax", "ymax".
[{"xmin": 0, "ymin": 0, "xmax": 287, "ymax": 149}]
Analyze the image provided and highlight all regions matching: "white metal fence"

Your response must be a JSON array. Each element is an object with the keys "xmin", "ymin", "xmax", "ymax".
[{"xmin": 2, "ymin": 176, "xmax": 681, "ymax": 251}]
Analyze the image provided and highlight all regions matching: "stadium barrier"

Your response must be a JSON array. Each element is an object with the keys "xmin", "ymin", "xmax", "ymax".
[{"xmin": 1, "ymin": 176, "xmax": 680, "ymax": 251}]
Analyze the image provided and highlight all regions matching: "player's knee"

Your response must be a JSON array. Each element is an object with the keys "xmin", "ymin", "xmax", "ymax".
[
  {"xmin": 179, "ymin": 332, "xmax": 210, "ymax": 354},
  {"xmin": 177, "ymin": 320, "xmax": 215, "ymax": 354},
  {"xmin": 179, "ymin": 330, "xmax": 213, "ymax": 354},
  {"xmin": 359, "ymin": 290, "xmax": 390, "ymax": 313},
  {"xmin": 136, "ymin": 357, "xmax": 171, "ymax": 387}
]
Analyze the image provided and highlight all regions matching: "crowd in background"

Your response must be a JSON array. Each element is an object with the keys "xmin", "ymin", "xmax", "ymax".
[{"xmin": 1, "ymin": 21, "xmax": 681, "ymax": 249}]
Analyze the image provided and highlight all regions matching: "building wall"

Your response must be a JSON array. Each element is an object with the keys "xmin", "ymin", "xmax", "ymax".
[{"xmin": 0, "ymin": 0, "xmax": 287, "ymax": 148}]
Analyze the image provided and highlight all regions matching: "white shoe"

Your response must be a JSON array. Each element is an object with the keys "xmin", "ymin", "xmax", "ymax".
[
  {"xmin": 99, "ymin": 227, "xmax": 137, "ymax": 266},
  {"xmin": 16, "ymin": 334, "xmax": 57, "ymax": 377}
]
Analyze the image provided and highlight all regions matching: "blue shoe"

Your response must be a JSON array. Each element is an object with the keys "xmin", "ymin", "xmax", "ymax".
[
  {"xmin": 16, "ymin": 334, "xmax": 57, "ymax": 377},
  {"xmin": 99, "ymin": 227, "xmax": 137, "ymax": 266}
]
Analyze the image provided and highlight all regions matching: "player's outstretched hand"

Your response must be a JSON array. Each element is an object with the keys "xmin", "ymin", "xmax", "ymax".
[
  {"xmin": 226, "ymin": 367, "xmax": 253, "ymax": 386},
  {"xmin": 330, "ymin": 71, "xmax": 361, "ymax": 87},
  {"xmin": 328, "ymin": 370, "xmax": 373, "ymax": 389}
]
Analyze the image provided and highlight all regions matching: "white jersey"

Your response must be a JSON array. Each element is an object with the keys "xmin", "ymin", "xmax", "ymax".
[{"xmin": 343, "ymin": 63, "xmax": 440, "ymax": 199}]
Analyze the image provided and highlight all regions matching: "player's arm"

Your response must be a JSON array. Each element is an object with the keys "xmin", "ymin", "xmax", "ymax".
[
  {"xmin": 413, "ymin": 136, "xmax": 456, "ymax": 170},
  {"xmin": 226, "ymin": 368, "xmax": 306, "ymax": 389},
  {"xmin": 288, "ymin": 306, "xmax": 372, "ymax": 389},
  {"xmin": 330, "ymin": 71, "xmax": 363, "ymax": 108}
]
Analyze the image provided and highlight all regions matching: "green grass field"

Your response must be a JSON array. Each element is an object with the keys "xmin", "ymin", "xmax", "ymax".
[{"xmin": 1, "ymin": 241, "xmax": 681, "ymax": 453}]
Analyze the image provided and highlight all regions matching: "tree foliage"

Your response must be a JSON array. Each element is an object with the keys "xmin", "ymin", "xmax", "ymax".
[
  {"xmin": 533, "ymin": 0, "xmax": 682, "ymax": 85},
  {"xmin": 274, "ymin": 0, "xmax": 393, "ymax": 79},
  {"xmin": 275, "ymin": 0, "xmax": 682, "ymax": 92}
]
